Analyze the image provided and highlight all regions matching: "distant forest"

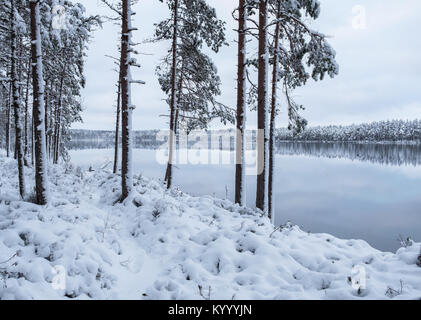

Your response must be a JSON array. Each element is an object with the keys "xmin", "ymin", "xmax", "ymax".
[
  {"xmin": 276, "ymin": 119, "xmax": 421, "ymax": 142},
  {"xmin": 68, "ymin": 119, "xmax": 421, "ymax": 150}
]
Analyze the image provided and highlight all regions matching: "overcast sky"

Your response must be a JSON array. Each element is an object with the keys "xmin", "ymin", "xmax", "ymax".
[{"xmin": 71, "ymin": 0, "xmax": 421, "ymax": 131}]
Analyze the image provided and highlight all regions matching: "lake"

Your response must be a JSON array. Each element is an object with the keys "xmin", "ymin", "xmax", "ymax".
[{"xmin": 68, "ymin": 142, "xmax": 421, "ymax": 252}]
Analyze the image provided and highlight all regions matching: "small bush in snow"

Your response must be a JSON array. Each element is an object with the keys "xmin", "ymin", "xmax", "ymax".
[
  {"xmin": 398, "ymin": 235, "xmax": 413, "ymax": 248},
  {"xmin": 385, "ymin": 281, "xmax": 403, "ymax": 299}
]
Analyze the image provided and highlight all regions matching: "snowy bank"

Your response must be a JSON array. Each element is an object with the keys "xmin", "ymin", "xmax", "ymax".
[{"xmin": 0, "ymin": 155, "xmax": 421, "ymax": 300}]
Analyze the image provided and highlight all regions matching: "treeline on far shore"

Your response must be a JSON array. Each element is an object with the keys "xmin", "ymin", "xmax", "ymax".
[{"xmin": 67, "ymin": 119, "xmax": 421, "ymax": 149}]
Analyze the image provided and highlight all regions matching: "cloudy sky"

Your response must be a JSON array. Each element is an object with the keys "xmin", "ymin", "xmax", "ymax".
[{"xmin": 72, "ymin": 0, "xmax": 421, "ymax": 130}]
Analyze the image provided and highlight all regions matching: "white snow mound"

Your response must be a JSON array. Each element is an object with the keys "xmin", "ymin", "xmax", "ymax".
[{"xmin": 0, "ymin": 156, "xmax": 420, "ymax": 300}]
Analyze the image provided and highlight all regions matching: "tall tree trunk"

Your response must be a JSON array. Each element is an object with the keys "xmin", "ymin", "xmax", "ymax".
[
  {"xmin": 5, "ymin": 83, "xmax": 11, "ymax": 157},
  {"xmin": 256, "ymin": 0, "xmax": 269, "ymax": 213},
  {"xmin": 165, "ymin": 0, "xmax": 179, "ymax": 189},
  {"xmin": 48, "ymin": 81, "xmax": 55, "ymax": 158},
  {"xmin": 30, "ymin": 0, "xmax": 49, "ymax": 205},
  {"xmin": 31, "ymin": 111, "xmax": 34, "ymax": 166},
  {"xmin": 165, "ymin": 71, "xmax": 183, "ymax": 183},
  {"xmin": 113, "ymin": 76, "xmax": 121, "ymax": 174},
  {"xmin": 11, "ymin": 0, "xmax": 25, "ymax": 199},
  {"xmin": 44, "ymin": 79, "xmax": 49, "ymax": 155},
  {"xmin": 53, "ymin": 75, "xmax": 64, "ymax": 164},
  {"xmin": 0, "ymin": 84, "xmax": 6, "ymax": 151},
  {"xmin": 120, "ymin": 0, "xmax": 134, "ymax": 200},
  {"xmin": 24, "ymin": 55, "xmax": 31, "ymax": 166},
  {"xmin": 174, "ymin": 71, "xmax": 183, "ymax": 136},
  {"xmin": 268, "ymin": 0, "xmax": 282, "ymax": 221},
  {"xmin": 235, "ymin": 0, "xmax": 247, "ymax": 206}
]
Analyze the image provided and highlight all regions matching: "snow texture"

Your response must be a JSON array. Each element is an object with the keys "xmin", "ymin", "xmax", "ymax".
[{"xmin": 0, "ymin": 154, "xmax": 420, "ymax": 300}]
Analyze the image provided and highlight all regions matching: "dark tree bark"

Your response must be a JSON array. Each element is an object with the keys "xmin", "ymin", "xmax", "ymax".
[
  {"xmin": 165, "ymin": 70, "xmax": 183, "ymax": 183},
  {"xmin": 30, "ymin": 0, "xmax": 49, "ymax": 205},
  {"xmin": 268, "ymin": 0, "xmax": 282, "ymax": 220},
  {"xmin": 24, "ymin": 56, "xmax": 31, "ymax": 166},
  {"xmin": 48, "ymin": 81, "xmax": 54, "ymax": 158},
  {"xmin": 44, "ymin": 79, "xmax": 49, "ymax": 155},
  {"xmin": 256, "ymin": 0, "xmax": 269, "ymax": 213},
  {"xmin": 120, "ymin": 0, "xmax": 134, "ymax": 200},
  {"xmin": 31, "ymin": 111, "xmax": 34, "ymax": 166},
  {"xmin": 235, "ymin": 0, "xmax": 247, "ymax": 206},
  {"xmin": 11, "ymin": 0, "xmax": 25, "ymax": 199},
  {"xmin": 5, "ymin": 83, "xmax": 11, "ymax": 157},
  {"xmin": 165, "ymin": 0, "xmax": 179, "ymax": 189},
  {"xmin": 53, "ymin": 75, "xmax": 64, "ymax": 164},
  {"xmin": 113, "ymin": 76, "xmax": 121, "ymax": 174},
  {"xmin": 174, "ymin": 71, "xmax": 183, "ymax": 135}
]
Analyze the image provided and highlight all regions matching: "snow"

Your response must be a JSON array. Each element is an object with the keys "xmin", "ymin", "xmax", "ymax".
[{"xmin": 0, "ymin": 154, "xmax": 421, "ymax": 300}]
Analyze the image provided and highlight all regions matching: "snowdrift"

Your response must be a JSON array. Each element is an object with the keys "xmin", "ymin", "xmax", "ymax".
[{"xmin": 0, "ymin": 155, "xmax": 420, "ymax": 300}]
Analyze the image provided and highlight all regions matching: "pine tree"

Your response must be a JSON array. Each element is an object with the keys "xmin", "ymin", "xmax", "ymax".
[
  {"xmin": 155, "ymin": 0, "xmax": 228, "ymax": 189},
  {"xmin": 10, "ymin": 0, "xmax": 25, "ymax": 198},
  {"xmin": 120, "ymin": 0, "xmax": 139, "ymax": 200},
  {"xmin": 41, "ymin": 1, "xmax": 99, "ymax": 164},
  {"xmin": 234, "ymin": 0, "xmax": 248, "ymax": 206},
  {"xmin": 245, "ymin": 0, "xmax": 338, "ymax": 216},
  {"xmin": 113, "ymin": 70, "xmax": 121, "ymax": 174},
  {"xmin": 256, "ymin": 0, "xmax": 270, "ymax": 213},
  {"xmin": 30, "ymin": 0, "xmax": 49, "ymax": 205},
  {"xmin": 268, "ymin": 0, "xmax": 281, "ymax": 219},
  {"xmin": 266, "ymin": 0, "xmax": 338, "ymax": 218}
]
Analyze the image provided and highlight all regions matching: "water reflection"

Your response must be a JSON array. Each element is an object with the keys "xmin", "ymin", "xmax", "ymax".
[
  {"xmin": 68, "ymin": 139, "xmax": 421, "ymax": 167},
  {"xmin": 68, "ymin": 146, "xmax": 421, "ymax": 252},
  {"xmin": 275, "ymin": 142, "xmax": 421, "ymax": 167}
]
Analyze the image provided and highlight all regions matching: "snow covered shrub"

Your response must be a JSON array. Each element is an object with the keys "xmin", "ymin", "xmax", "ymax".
[
  {"xmin": 398, "ymin": 235, "xmax": 413, "ymax": 248},
  {"xmin": 64, "ymin": 161, "xmax": 74, "ymax": 175},
  {"xmin": 75, "ymin": 166, "xmax": 84, "ymax": 179},
  {"xmin": 385, "ymin": 281, "xmax": 403, "ymax": 299}
]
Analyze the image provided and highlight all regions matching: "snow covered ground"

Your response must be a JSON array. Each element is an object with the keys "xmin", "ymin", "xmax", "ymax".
[{"xmin": 1, "ymin": 154, "xmax": 421, "ymax": 300}]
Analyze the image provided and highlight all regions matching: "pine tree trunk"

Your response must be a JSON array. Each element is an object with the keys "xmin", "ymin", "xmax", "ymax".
[
  {"xmin": 31, "ymin": 112, "xmax": 34, "ymax": 165},
  {"xmin": 24, "ymin": 56, "xmax": 31, "ymax": 166},
  {"xmin": 165, "ymin": 71, "xmax": 183, "ymax": 183},
  {"xmin": 120, "ymin": 0, "xmax": 134, "ymax": 200},
  {"xmin": 113, "ymin": 76, "xmax": 121, "ymax": 174},
  {"xmin": 5, "ymin": 83, "xmax": 11, "ymax": 157},
  {"xmin": 235, "ymin": 0, "xmax": 247, "ymax": 206},
  {"xmin": 11, "ymin": 0, "xmax": 25, "ymax": 199},
  {"xmin": 44, "ymin": 79, "xmax": 49, "ymax": 155},
  {"xmin": 256, "ymin": 0, "xmax": 269, "ymax": 213},
  {"xmin": 174, "ymin": 72, "xmax": 183, "ymax": 135},
  {"xmin": 48, "ymin": 81, "xmax": 54, "ymax": 158},
  {"xmin": 53, "ymin": 75, "xmax": 64, "ymax": 164},
  {"xmin": 165, "ymin": 0, "xmax": 179, "ymax": 189},
  {"xmin": 30, "ymin": 0, "xmax": 49, "ymax": 205},
  {"xmin": 268, "ymin": 0, "xmax": 282, "ymax": 221}
]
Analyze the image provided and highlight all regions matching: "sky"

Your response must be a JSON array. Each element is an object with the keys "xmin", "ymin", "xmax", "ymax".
[{"xmin": 71, "ymin": 0, "xmax": 421, "ymax": 131}]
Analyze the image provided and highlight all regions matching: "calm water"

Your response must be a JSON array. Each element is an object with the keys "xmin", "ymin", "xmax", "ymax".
[{"xmin": 68, "ymin": 142, "xmax": 421, "ymax": 252}]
